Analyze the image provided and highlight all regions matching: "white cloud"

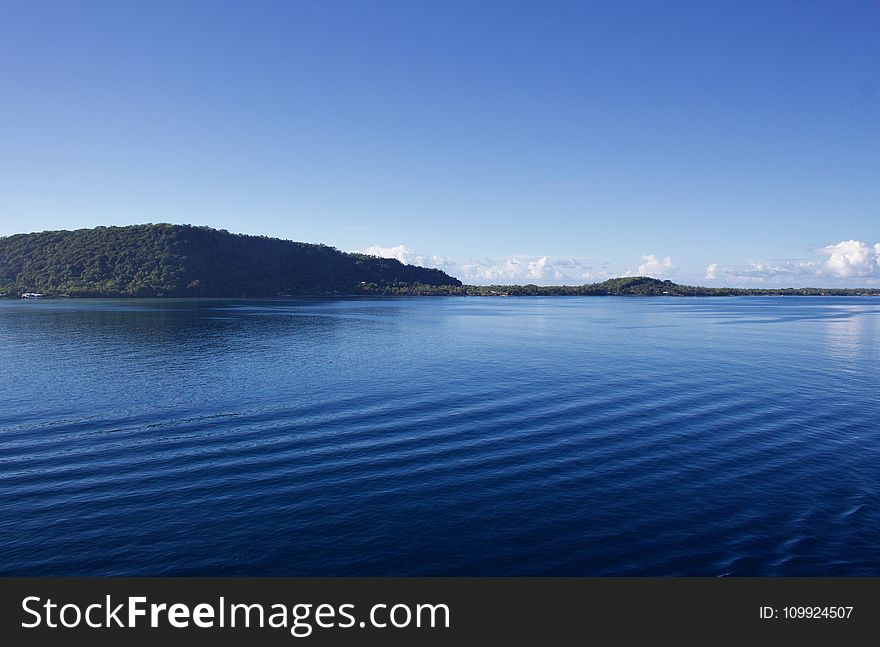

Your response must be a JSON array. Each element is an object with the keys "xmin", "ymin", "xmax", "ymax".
[
  {"xmin": 361, "ymin": 244, "xmax": 454, "ymax": 270},
  {"xmin": 362, "ymin": 244, "xmax": 411, "ymax": 264},
  {"xmin": 818, "ymin": 240, "xmax": 880, "ymax": 278},
  {"xmin": 459, "ymin": 258, "xmax": 523, "ymax": 282},
  {"xmin": 422, "ymin": 254, "xmax": 455, "ymax": 270},
  {"xmin": 362, "ymin": 239, "xmax": 880, "ymax": 287},
  {"xmin": 631, "ymin": 254, "xmax": 674, "ymax": 277},
  {"xmin": 712, "ymin": 260, "xmax": 818, "ymax": 283},
  {"xmin": 361, "ymin": 245, "xmax": 623, "ymax": 284},
  {"xmin": 708, "ymin": 240, "xmax": 880, "ymax": 285},
  {"xmin": 527, "ymin": 256, "xmax": 548, "ymax": 279},
  {"xmin": 459, "ymin": 256, "xmax": 613, "ymax": 284}
]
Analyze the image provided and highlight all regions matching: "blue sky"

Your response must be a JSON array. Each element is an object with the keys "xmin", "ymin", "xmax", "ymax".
[{"xmin": 0, "ymin": 0, "xmax": 877, "ymax": 286}]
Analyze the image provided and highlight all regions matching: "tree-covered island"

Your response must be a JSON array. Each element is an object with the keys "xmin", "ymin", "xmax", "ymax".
[{"xmin": 1, "ymin": 225, "xmax": 879, "ymax": 298}]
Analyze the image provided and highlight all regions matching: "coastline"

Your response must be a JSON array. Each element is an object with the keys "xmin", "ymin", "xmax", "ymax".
[{"xmin": 5, "ymin": 289, "xmax": 880, "ymax": 300}]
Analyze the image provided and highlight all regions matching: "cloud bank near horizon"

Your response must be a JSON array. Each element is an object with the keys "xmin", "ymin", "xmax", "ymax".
[
  {"xmin": 361, "ymin": 245, "xmax": 623, "ymax": 284},
  {"xmin": 360, "ymin": 240, "xmax": 880, "ymax": 287},
  {"xmin": 705, "ymin": 240, "xmax": 880, "ymax": 285}
]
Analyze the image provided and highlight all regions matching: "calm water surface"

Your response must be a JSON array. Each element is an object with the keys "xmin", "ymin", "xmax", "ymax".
[{"xmin": 1, "ymin": 297, "xmax": 879, "ymax": 575}]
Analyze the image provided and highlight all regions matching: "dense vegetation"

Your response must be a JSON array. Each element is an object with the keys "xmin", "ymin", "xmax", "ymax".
[
  {"xmin": 3, "ymin": 227, "xmax": 879, "ymax": 298},
  {"xmin": 0, "ymin": 224, "xmax": 459, "ymax": 297},
  {"xmin": 365, "ymin": 276, "xmax": 880, "ymax": 297}
]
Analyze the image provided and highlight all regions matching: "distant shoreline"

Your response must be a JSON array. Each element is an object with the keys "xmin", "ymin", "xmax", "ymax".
[{"xmin": 7, "ymin": 286, "xmax": 880, "ymax": 300}]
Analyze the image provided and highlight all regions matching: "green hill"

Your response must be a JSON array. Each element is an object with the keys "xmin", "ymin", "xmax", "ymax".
[{"xmin": 0, "ymin": 224, "xmax": 460, "ymax": 297}]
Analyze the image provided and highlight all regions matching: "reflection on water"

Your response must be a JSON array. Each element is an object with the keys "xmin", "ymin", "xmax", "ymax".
[
  {"xmin": 1, "ymin": 296, "xmax": 879, "ymax": 575},
  {"xmin": 822, "ymin": 308, "xmax": 880, "ymax": 363}
]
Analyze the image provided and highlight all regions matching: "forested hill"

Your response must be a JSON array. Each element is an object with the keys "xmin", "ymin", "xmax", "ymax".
[{"xmin": 0, "ymin": 224, "xmax": 460, "ymax": 297}]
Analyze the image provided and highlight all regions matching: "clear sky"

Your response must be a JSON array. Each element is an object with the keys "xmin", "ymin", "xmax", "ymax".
[{"xmin": 0, "ymin": 0, "xmax": 877, "ymax": 286}]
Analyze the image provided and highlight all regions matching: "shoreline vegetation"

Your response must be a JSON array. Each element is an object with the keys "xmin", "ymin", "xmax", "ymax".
[
  {"xmin": 361, "ymin": 280, "xmax": 880, "ymax": 297},
  {"xmin": 2, "ymin": 224, "xmax": 879, "ymax": 298}
]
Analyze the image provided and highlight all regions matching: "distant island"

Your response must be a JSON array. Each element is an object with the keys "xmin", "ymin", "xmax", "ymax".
[
  {"xmin": 1, "ymin": 224, "xmax": 879, "ymax": 298},
  {"xmin": 393, "ymin": 279, "xmax": 880, "ymax": 297}
]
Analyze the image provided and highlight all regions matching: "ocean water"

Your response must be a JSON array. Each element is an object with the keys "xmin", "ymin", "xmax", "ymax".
[{"xmin": 1, "ymin": 296, "xmax": 879, "ymax": 576}]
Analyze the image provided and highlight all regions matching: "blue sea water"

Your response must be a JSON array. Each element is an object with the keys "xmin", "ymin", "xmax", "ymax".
[{"xmin": 1, "ymin": 296, "xmax": 879, "ymax": 576}]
